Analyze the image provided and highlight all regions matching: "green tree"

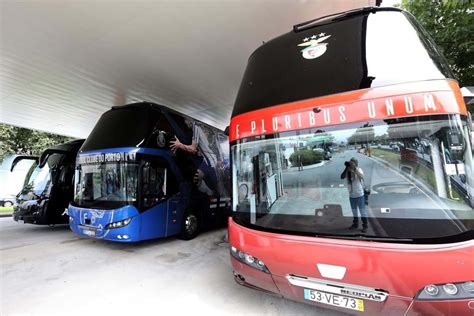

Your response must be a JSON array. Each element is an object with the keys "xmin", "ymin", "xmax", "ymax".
[
  {"xmin": 401, "ymin": 0, "xmax": 473, "ymax": 113},
  {"xmin": 0, "ymin": 124, "xmax": 73, "ymax": 162},
  {"xmin": 289, "ymin": 149, "xmax": 323, "ymax": 166},
  {"xmin": 347, "ymin": 123, "xmax": 375, "ymax": 146}
]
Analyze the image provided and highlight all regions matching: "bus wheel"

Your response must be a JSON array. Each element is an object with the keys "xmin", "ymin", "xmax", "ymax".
[{"xmin": 179, "ymin": 210, "xmax": 200, "ymax": 240}]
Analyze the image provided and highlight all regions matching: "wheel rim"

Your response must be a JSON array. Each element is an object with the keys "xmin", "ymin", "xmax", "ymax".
[
  {"xmin": 185, "ymin": 214, "xmax": 198, "ymax": 235},
  {"xmin": 4, "ymin": 202, "xmax": 12, "ymax": 207}
]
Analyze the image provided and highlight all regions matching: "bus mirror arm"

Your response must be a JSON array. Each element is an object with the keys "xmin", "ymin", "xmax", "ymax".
[
  {"xmin": 10, "ymin": 155, "xmax": 39, "ymax": 172},
  {"xmin": 39, "ymin": 149, "xmax": 69, "ymax": 168}
]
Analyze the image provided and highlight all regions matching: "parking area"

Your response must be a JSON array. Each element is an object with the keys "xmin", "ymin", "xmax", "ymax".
[{"xmin": 0, "ymin": 218, "xmax": 345, "ymax": 315}]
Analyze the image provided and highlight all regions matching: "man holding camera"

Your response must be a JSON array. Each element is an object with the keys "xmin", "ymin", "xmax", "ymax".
[{"xmin": 341, "ymin": 157, "xmax": 368, "ymax": 233}]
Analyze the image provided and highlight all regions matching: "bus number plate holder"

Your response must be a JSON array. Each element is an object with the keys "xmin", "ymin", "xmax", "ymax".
[
  {"xmin": 81, "ymin": 227, "xmax": 96, "ymax": 237},
  {"xmin": 304, "ymin": 288, "xmax": 364, "ymax": 311}
]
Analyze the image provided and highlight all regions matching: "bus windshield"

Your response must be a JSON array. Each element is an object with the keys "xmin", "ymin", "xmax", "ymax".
[
  {"xmin": 22, "ymin": 153, "xmax": 63, "ymax": 198},
  {"xmin": 232, "ymin": 115, "xmax": 474, "ymax": 242},
  {"xmin": 74, "ymin": 162, "xmax": 139, "ymax": 209}
]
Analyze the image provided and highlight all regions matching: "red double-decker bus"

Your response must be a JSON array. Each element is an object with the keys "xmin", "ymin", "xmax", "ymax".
[{"xmin": 228, "ymin": 7, "xmax": 473, "ymax": 315}]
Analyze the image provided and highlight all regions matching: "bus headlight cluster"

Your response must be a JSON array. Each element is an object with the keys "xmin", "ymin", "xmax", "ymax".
[
  {"xmin": 417, "ymin": 281, "xmax": 474, "ymax": 300},
  {"xmin": 230, "ymin": 246, "xmax": 269, "ymax": 273},
  {"xmin": 105, "ymin": 218, "xmax": 132, "ymax": 229}
]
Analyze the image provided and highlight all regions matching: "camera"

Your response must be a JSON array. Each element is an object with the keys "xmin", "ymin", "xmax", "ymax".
[{"xmin": 344, "ymin": 161, "xmax": 351, "ymax": 167}]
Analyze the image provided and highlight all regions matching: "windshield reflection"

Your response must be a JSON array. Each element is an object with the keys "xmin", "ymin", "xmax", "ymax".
[
  {"xmin": 20, "ymin": 154, "xmax": 63, "ymax": 199},
  {"xmin": 232, "ymin": 115, "xmax": 474, "ymax": 241},
  {"xmin": 74, "ymin": 162, "xmax": 138, "ymax": 209}
]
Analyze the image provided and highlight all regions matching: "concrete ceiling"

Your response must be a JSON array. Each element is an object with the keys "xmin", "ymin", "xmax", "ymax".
[{"xmin": 1, "ymin": 0, "xmax": 375, "ymax": 138}]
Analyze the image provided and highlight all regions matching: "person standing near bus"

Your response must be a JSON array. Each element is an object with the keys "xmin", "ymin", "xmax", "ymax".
[
  {"xmin": 297, "ymin": 153, "xmax": 303, "ymax": 171},
  {"xmin": 340, "ymin": 157, "xmax": 368, "ymax": 232}
]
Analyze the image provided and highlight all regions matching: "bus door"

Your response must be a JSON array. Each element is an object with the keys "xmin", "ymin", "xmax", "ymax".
[
  {"xmin": 139, "ymin": 157, "xmax": 178, "ymax": 239},
  {"xmin": 53, "ymin": 162, "xmax": 75, "ymax": 219}
]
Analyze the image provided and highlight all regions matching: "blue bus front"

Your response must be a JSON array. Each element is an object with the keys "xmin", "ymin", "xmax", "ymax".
[{"xmin": 69, "ymin": 148, "xmax": 185, "ymax": 242}]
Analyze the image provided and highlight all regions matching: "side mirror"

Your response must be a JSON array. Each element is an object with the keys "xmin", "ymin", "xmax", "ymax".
[
  {"xmin": 39, "ymin": 153, "xmax": 50, "ymax": 168},
  {"xmin": 142, "ymin": 163, "xmax": 150, "ymax": 182},
  {"xmin": 461, "ymin": 86, "xmax": 473, "ymax": 106},
  {"xmin": 238, "ymin": 183, "xmax": 249, "ymax": 202},
  {"xmin": 59, "ymin": 166, "xmax": 68, "ymax": 184}
]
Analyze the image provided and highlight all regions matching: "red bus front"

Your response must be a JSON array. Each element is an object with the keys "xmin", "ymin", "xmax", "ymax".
[{"xmin": 228, "ymin": 7, "xmax": 474, "ymax": 315}]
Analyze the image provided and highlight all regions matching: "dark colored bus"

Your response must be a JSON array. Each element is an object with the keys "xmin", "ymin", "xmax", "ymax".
[
  {"xmin": 68, "ymin": 102, "xmax": 231, "ymax": 242},
  {"xmin": 228, "ymin": 7, "xmax": 473, "ymax": 315},
  {"xmin": 12, "ymin": 139, "xmax": 84, "ymax": 225}
]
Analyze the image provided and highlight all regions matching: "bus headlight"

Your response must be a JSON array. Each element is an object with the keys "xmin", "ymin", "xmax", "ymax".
[
  {"xmin": 424, "ymin": 284, "xmax": 439, "ymax": 296},
  {"xmin": 230, "ymin": 245, "xmax": 269, "ymax": 273},
  {"xmin": 442, "ymin": 283, "xmax": 458, "ymax": 295},
  {"xmin": 462, "ymin": 281, "xmax": 474, "ymax": 294},
  {"xmin": 105, "ymin": 217, "xmax": 132, "ymax": 229},
  {"xmin": 417, "ymin": 281, "xmax": 474, "ymax": 300}
]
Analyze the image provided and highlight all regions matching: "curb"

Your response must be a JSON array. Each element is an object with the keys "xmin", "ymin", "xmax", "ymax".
[
  {"xmin": 287, "ymin": 160, "xmax": 327, "ymax": 172},
  {"xmin": 0, "ymin": 214, "xmax": 13, "ymax": 218}
]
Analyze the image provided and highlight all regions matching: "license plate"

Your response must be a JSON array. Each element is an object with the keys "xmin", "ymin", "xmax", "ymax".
[
  {"xmin": 304, "ymin": 289, "xmax": 364, "ymax": 312},
  {"xmin": 82, "ymin": 228, "xmax": 96, "ymax": 237},
  {"xmin": 18, "ymin": 219, "xmax": 24, "ymax": 224}
]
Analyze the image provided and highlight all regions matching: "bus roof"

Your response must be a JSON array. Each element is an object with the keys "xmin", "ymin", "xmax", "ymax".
[
  {"xmin": 81, "ymin": 102, "xmax": 225, "ymax": 152},
  {"xmin": 47, "ymin": 139, "xmax": 84, "ymax": 153},
  {"xmin": 111, "ymin": 102, "xmax": 225, "ymax": 133},
  {"xmin": 233, "ymin": 7, "xmax": 454, "ymax": 117}
]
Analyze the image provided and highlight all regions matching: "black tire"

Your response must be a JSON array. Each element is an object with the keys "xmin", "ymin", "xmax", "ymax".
[
  {"xmin": 178, "ymin": 210, "xmax": 200, "ymax": 240},
  {"xmin": 3, "ymin": 201, "xmax": 13, "ymax": 207}
]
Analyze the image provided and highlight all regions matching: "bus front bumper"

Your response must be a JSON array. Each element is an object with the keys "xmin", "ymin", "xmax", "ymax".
[
  {"xmin": 229, "ymin": 218, "xmax": 474, "ymax": 315},
  {"xmin": 69, "ymin": 217, "xmax": 139, "ymax": 242},
  {"xmin": 13, "ymin": 204, "xmax": 50, "ymax": 225},
  {"xmin": 231, "ymin": 256, "xmax": 474, "ymax": 315},
  {"xmin": 68, "ymin": 205, "xmax": 141, "ymax": 242}
]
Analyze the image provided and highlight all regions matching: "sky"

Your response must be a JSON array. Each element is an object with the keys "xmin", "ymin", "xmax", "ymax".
[{"xmin": 380, "ymin": 0, "xmax": 401, "ymax": 7}]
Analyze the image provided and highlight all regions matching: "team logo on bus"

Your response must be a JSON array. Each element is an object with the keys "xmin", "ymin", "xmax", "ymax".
[
  {"xmin": 157, "ymin": 131, "xmax": 166, "ymax": 147},
  {"xmin": 298, "ymin": 33, "xmax": 331, "ymax": 60},
  {"xmin": 89, "ymin": 210, "xmax": 105, "ymax": 224}
]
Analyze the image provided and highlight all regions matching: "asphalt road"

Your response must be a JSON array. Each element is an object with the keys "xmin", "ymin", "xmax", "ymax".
[
  {"xmin": 0, "ymin": 218, "xmax": 346, "ymax": 316},
  {"xmin": 283, "ymin": 149, "xmax": 398, "ymax": 189},
  {"xmin": 275, "ymin": 149, "xmax": 466, "ymax": 239},
  {"xmin": 277, "ymin": 149, "xmax": 403, "ymax": 221}
]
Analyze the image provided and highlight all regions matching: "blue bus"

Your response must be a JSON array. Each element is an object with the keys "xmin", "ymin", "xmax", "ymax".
[{"xmin": 68, "ymin": 102, "xmax": 231, "ymax": 242}]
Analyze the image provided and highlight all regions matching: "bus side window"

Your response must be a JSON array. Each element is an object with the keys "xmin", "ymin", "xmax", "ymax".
[{"xmin": 142, "ymin": 162, "xmax": 167, "ymax": 208}]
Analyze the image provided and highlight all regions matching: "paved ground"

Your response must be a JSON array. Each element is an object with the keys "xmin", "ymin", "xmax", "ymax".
[{"xmin": 0, "ymin": 218, "xmax": 345, "ymax": 316}]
